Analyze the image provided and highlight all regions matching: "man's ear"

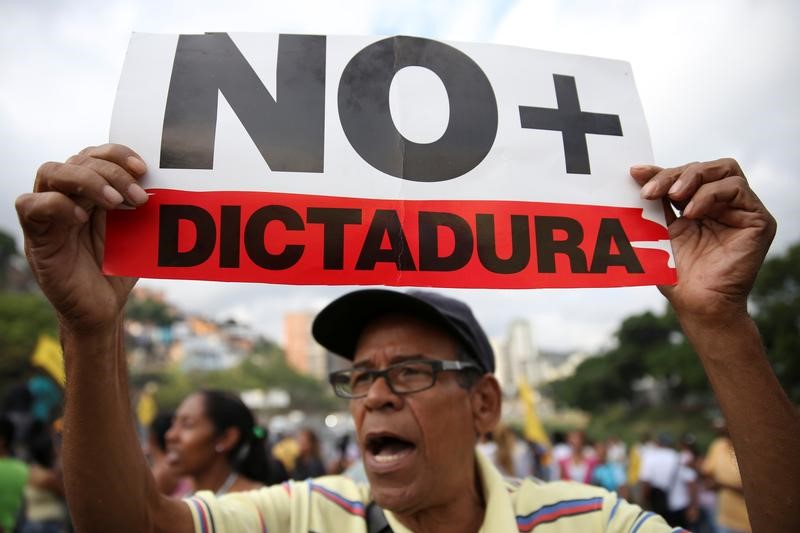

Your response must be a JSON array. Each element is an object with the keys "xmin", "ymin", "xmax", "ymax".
[{"xmin": 470, "ymin": 374, "xmax": 502, "ymax": 437}]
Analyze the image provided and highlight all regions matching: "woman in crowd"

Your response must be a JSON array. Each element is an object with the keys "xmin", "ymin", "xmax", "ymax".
[
  {"xmin": 290, "ymin": 428, "xmax": 326, "ymax": 480},
  {"xmin": 559, "ymin": 430, "xmax": 598, "ymax": 484},
  {"xmin": 145, "ymin": 411, "xmax": 192, "ymax": 497},
  {"xmin": 591, "ymin": 440, "xmax": 628, "ymax": 498},
  {"xmin": 165, "ymin": 389, "xmax": 285, "ymax": 495},
  {"xmin": 492, "ymin": 424, "xmax": 532, "ymax": 478}
]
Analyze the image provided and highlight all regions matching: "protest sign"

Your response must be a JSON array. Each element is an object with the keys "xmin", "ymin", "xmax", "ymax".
[{"xmin": 105, "ymin": 32, "xmax": 676, "ymax": 288}]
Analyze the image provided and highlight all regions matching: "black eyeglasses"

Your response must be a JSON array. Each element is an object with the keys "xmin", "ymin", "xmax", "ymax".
[{"xmin": 329, "ymin": 358, "xmax": 480, "ymax": 399}]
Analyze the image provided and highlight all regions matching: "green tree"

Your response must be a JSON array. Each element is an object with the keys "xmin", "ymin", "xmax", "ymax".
[
  {"xmin": 144, "ymin": 346, "xmax": 338, "ymax": 413},
  {"xmin": 547, "ymin": 241, "xmax": 800, "ymax": 416},
  {"xmin": 125, "ymin": 297, "xmax": 176, "ymax": 326},
  {"xmin": 0, "ymin": 229, "xmax": 19, "ymax": 289},
  {"xmin": 548, "ymin": 309, "xmax": 711, "ymax": 411},
  {"xmin": 751, "ymin": 243, "xmax": 800, "ymax": 401},
  {"xmin": 0, "ymin": 291, "xmax": 58, "ymax": 386}
]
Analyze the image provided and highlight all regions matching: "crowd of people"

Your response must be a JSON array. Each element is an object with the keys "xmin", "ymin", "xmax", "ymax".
[
  {"xmin": 0, "ymin": 374, "xmax": 67, "ymax": 533},
  {"xmin": 0, "ymin": 377, "xmax": 393, "ymax": 532},
  {"xmin": 0, "ymin": 375, "xmax": 754, "ymax": 533},
  {"xmin": 473, "ymin": 422, "xmax": 749, "ymax": 533}
]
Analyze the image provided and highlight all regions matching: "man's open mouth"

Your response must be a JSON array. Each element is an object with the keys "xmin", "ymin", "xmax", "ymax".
[{"xmin": 365, "ymin": 433, "xmax": 417, "ymax": 468}]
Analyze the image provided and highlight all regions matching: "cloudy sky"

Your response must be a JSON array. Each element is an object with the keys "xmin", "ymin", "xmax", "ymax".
[{"xmin": 2, "ymin": 0, "xmax": 798, "ymax": 352}]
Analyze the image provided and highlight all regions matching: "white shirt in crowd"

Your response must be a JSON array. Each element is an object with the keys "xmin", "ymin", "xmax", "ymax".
[{"xmin": 639, "ymin": 446, "xmax": 697, "ymax": 511}]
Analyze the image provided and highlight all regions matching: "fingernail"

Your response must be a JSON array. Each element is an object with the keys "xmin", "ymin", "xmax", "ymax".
[
  {"xmin": 126, "ymin": 156, "xmax": 147, "ymax": 175},
  {"xmin": 668, "ymin": 179, "xmax": 684, "ymax": 196},
  {"xmin": 102, "ymin": 185, "xmax": 124, "ymax": 205},
  {"xmin": 640, "ymin": 180, "xmax": 657, "ymax": 199},
  {"xmin": 74, "ymin": 206, "xmax": 88, "ymax": 223},
  {"xmin": 630, "ymin": 164, "xmax": 650, "ymax": 172},
  {"xmin": 683, "ymin": 200, "xmax": 695, "ymax": 216},
  {"xmin": 127, "ymin": 183, "xmax": 149, "ymax": 205}
]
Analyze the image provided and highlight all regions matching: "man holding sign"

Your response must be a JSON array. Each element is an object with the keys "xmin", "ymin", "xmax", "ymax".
[{"xmin": 15, "ymin": 33, "xmax": 800, "ymax": 532}]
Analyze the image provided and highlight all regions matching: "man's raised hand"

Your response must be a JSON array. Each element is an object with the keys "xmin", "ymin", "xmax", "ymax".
[
  {"xmin": 15, "ymin": 144, "xmax": 148, "ymax": 332},
  {"xmin": 631, "ymin": 158, "xmax": 776, "ymax": 323}
]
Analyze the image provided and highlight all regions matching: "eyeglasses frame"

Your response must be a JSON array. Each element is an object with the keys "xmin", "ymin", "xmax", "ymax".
[{"xmin": 328, "ymin": 358, "xmax": 481, "ymax": 399}]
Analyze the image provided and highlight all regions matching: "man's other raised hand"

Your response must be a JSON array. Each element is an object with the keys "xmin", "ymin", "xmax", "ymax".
[
  {"xmin": 631, "ymin": 158, "xmax": 776, "ymax": 323},
  {"xmin": 15, "ymin": 144, "xmax": 148, "ymax": 332}
]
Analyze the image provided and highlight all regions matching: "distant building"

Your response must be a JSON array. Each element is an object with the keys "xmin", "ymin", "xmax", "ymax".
[
  {"xmin": 176, "ymin": 334, "xmax": 244, "ymax": 372},
  {"xmin": 165, "ymin": 316, "xmax": 257, "ymax": 372},
  {"xmin": 125, "ymin": 319, "xmax": 173, "ymax": 370},
  {"xmin": 130, "ymin": 286, "xmax": 168, "ymax": 304},
  {"xmin": 284, "ymin": 311, "xmax": 328, "ymax": 381},
  {"xmin": 492, "ymin": 319, "xmax": 539, "ymax": 394},
  {"xmin": 219, "ymin": 321, "xmax": 259, "ymax": 354},
  {"xmin": 494, "ymin": 318, "xmax": 592, "ymax": 394},
  {"xmin": 491, "ymin": 337, "xmax": 510, "ymax": 394},
  {"xmin": 537, "ymin": 349, "xmax": 591, "ymax": 383}
]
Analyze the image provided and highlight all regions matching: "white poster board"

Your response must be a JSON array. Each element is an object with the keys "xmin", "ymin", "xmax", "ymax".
[{"xmin": 105, "ymin": 32, "xmax": 675, "ymax": 289}]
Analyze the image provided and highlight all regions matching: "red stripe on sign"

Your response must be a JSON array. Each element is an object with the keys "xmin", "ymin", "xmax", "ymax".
[{"xmin": 103, "ymin": 189, "xmax": 675, "ymax": 289}]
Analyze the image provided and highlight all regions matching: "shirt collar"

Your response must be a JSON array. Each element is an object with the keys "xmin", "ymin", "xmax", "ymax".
[{"xmin": 383, "ymin": 451, "xmax": 518, "ymax": 532}]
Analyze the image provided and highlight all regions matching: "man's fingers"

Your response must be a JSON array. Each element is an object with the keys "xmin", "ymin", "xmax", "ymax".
[
  {"xmin": 629, "ymin": 164, "xmax": 662, "ymax": 185},
  {"xmin": 35, "ymin": 159, "xmax": 147, "ymax": 211},
  {"xmin": 36, "ymin": 162, "xmax": 126, "ymax": 209},
  {"xmin": 64, "ymin": 155, "xmax": 148, "ymax": 206},
  {"xmin": 683, "ymin": 175, "xmax": 764, "ymax": 220},
  {"xmin": 638, "ymin": 163, "xmax": 693, "ymax": 199},
  {"xmin": 35, "ymin": 144, "xmax": 148, "ymax": 207},
  {"xmin": 639, "ymin": 158, "xmax": 745, "ymax": 202},
  {"xmin": 79, "ymin": 143, "xmax": 148, "ymax": 177},
  {"xmin": 666, "ymin": 158, "xmax": 746, "ymax": 203},
  {"xmin": 16, "ymin": 192, "xmax": 87, "ymax": 238},
  {"xmin": 632, "ymin": 165, "xmax": 682, "ymax": 220}
]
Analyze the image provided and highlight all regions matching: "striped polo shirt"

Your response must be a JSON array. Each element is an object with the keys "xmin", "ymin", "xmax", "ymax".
[{"xmin": 185, "ymin": 452, "xmax": 683, "ymax": 532}]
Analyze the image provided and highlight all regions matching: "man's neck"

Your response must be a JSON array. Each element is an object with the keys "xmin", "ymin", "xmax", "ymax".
[{"xmin": 393, "ymin": 463, "xmax": 486, "ymax": 533}]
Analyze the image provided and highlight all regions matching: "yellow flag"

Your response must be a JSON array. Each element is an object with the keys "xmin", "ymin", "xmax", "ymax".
[
  {"xmin": 136, "ymin": 391, "xmax": 158, "ymax": 428},
  {"xmin": 31, "ymin": 334, "xmax": 65, "ymax": 387},
  {"xmin": 627, "ymin": 445, "xmax": 641, "ymax": 484},
  {"xmin": 518, "ymin": 377, "xmax": 550, "ymax": 446}
]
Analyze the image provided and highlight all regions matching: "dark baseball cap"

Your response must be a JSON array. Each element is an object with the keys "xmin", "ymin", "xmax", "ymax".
[{"xmin": 312, "ymin": 289, "xmax": 495, "ymax": 373}]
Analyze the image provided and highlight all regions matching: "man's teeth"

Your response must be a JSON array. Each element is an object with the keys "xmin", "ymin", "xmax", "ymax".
[{"xmin": 374, "ymin": 451, "xmax": 404, "ymax": 463}]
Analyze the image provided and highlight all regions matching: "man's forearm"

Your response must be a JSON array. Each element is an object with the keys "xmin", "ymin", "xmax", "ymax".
[
  {"xmin": 60, "ymin": 319, "xmax": 175, "ymax": 532},
  {"xmin": 681, "ymin": 313, "xmax": 800, "ymax": 532}
]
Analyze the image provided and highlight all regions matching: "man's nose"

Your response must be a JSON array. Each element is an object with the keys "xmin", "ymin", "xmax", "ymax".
[{"xmin": 363, "ymin": 373, "xmax": 403, "ymax": 411}]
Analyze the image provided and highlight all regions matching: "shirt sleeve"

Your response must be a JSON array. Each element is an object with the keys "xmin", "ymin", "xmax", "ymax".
[{"xmin": 184, "ymin": 484, "xmax": 292, "ymax": 533}]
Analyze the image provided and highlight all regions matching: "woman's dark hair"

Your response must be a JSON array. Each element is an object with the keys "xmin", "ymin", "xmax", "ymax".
[
  {"xmin": 149, "ymin": 411, "xmax": 175, "ymax": 452},
  {"xmin": 198, "ymin": 389, "xmax": 271, "ymax": 484}
]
